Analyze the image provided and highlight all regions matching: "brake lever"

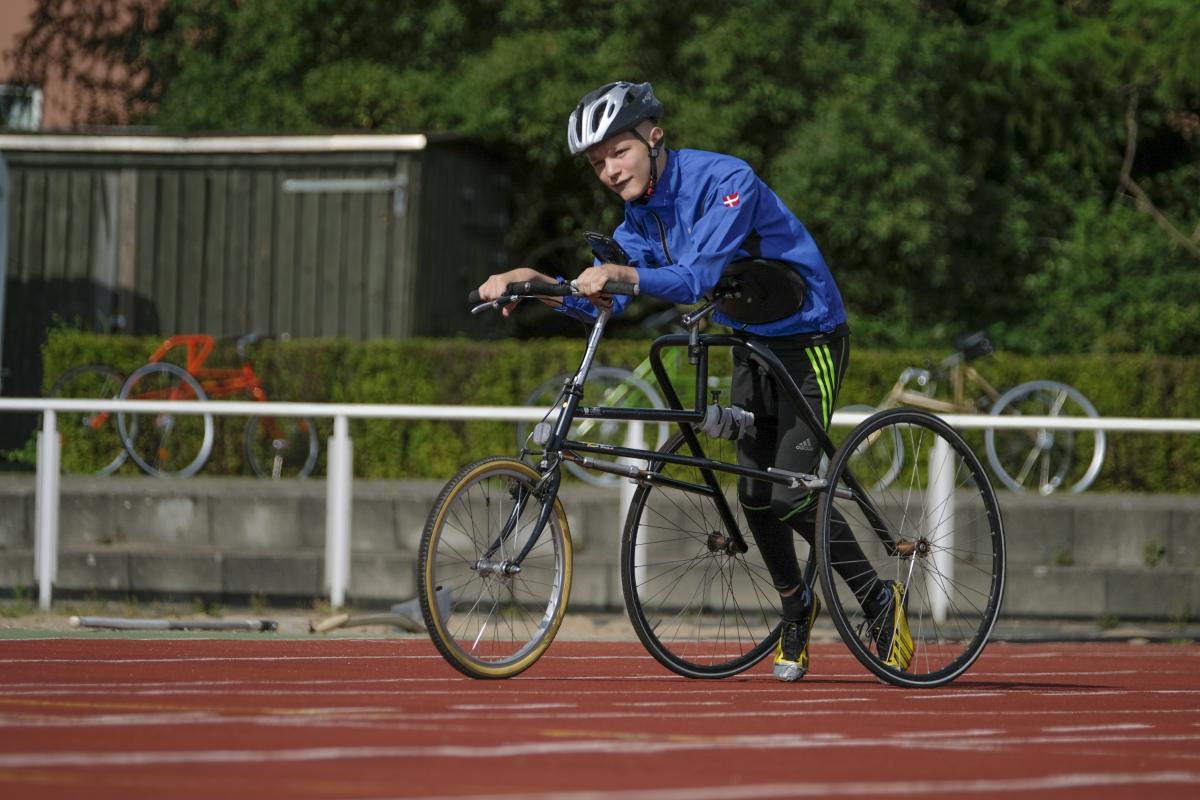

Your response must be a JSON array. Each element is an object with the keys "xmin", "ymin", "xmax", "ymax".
[{"xmin": 471, "ymin": 295, "xmax": 524, "ymax": 315}]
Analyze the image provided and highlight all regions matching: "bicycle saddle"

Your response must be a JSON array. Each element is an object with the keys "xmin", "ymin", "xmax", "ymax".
[
  {"xmin": 712, "ymin": 259, "xmax": 808, "ymax": 324},
  {"xmin": 955, "ymin": 331, "xmax": 993, "ymax": 362}
]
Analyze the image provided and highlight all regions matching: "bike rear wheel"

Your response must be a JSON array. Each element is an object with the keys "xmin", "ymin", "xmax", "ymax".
[
  {"xmin": 244, "ymin": 415, "xmax": 319, "ymax": 478},
  {"xmin": 418, "ymin": 457, "xmax": 572, "ymax": 679},
  {"xmin": 620, "ymin": 429, "xmax": 818, "ymax": 679},
  {"xmin": 48, "ymin": 364, "xmax": 129, "ymax": 476},
  {"xmin": 817, "ymin": 409, "xmax": 1005, "ymax": 688},
  {"xmin": 118, "ymin": 362, "xmax": 214, "ymax": 478}
]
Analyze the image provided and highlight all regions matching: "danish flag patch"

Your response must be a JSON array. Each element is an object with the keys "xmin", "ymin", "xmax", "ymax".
[{"xmin": 722, "ymin": 192, "xmax": 740, "ymax": 208}]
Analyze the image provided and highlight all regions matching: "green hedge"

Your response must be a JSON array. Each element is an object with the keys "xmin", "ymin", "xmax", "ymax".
[{"xmin": 41, "ymin": 329, "xmax": 1200, "ymax": 492}]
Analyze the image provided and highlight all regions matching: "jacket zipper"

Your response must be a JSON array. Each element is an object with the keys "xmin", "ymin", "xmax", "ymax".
[{"xmin": 651, "ymin": 211, "xmax": 673, "ymax": 264}]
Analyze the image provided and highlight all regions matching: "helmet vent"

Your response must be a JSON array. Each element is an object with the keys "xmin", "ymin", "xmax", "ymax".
[{"xmin": 566, "ymin": 81, "xmax": 664, "ymax": 156}]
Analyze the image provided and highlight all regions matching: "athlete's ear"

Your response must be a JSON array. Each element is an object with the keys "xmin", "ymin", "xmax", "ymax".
[{"xmin": 648, "ymin": 126, "xmax": 664, "ymax": 147}]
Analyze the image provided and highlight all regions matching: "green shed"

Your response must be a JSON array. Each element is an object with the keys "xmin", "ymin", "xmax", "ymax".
[{"xmin": 0, "ymin": 132, "xmax": 511, "ymax": 408}]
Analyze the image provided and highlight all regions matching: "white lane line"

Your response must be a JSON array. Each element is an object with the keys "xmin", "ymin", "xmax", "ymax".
[
  {"xmin": 1042, "ymin": 723, "xmax": 1153, "ymax": 733},
  {"xmin": 0, "ymin": 654, "xmax": 653, "ymax": 665},
  {"xmin": 451, "ymin": 704, "xmax": 576, "ymax": 711},
  {"xmin": 2, "ymin": 705, "xmax": 1198, "ymax": 727},
  {"xmin": 383, "ymin": 771, "xmax": 1200, "ymax": 800},
  {"xmin": 610, "ymin": 701, "xmax": 730, "ymax": 707},
  {"xmin": 0, "ymin": 713, "xmax": 463, "ymax": 733},
  {"xmin": 3, "ymin": 732, "xmax": 1200, "ymax": 768},
  {"xmin": 0, "ymin": 736, "xmax": 860, "ymax": 768},
  {"xmin": 763, "ymin": 698, "xmax": 871, "ymax": 705},
  {"xmin": 7, "ymin": 685, "xmax": 1199, "ymax": 702},
  {"xmin": 0, "ymin": 655, "xmax": 445, "ymax": 664},
  {"xmin": 1004, "ymin": 650, "xmax": 1200, "ymax": 659},
  {"xmin": 969, "ymin": 670, "xmax": 1142, "ymax": 677}
]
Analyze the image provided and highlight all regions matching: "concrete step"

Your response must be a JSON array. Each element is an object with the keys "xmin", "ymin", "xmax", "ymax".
[
  {"xmin": 1, "ymin": 476, "xmax": 1196, "ymax": 619},
  {"xmin": 3, "ymin": 548, "xmax": 1196, "ymax": 623}
]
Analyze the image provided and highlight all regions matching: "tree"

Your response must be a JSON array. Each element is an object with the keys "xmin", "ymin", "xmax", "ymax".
[{"xmin": 11, "ymin": 0, "xmax": 1199, "ymax": 353}]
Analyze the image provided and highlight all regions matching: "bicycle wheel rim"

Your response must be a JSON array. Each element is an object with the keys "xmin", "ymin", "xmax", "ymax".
[
  {"xmin": 244, "ymin": 416, "xmax": 320, "ymax": 479},
  {"xmin": 621, "ymin": 430, "xmax": 818, "ymax": 679},
  {"xmin": 829, "ymin": 404, "xmax": 904, "ymax": 490},
  {"xmin": 818, "ymin": 409, "xmax": 1005, "ymax": 688},
  {"xmin": 418, "ymin": 457, "xmax": 572, "ymax": 679},
  {"xmin": 118, "ymin": 363, "xmax": 214, "ymax": 478},
  {"xmin": 985, "ymin": 380, "xmax": 1106, "ymax": 495},
  {"xmin": 50, "ymin": 364, "xmax": 129, "ymax": 476}
]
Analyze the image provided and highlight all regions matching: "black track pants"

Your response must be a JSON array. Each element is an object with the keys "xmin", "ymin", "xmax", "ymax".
[{"xmin": 733, "ymin": 333, "xmax": 876, "ymax": 599}]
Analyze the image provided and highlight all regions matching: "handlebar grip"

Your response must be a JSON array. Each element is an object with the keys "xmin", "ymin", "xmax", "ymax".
[
  {"xmin": 467, "ymin": 289, "xmax": 482, "ymax": 304},
  {"xmin": 602, "ymin": 280, "xmax": 638, "ymax": 296},
  {"xmin": 507, "ymin": 281, "xmax": 572, "ymax": 296}
]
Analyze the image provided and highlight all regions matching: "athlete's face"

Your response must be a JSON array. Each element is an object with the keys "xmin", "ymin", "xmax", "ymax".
[{"xmin": 586, "ymin": 126, "xmax": 662, "ymax": 202}]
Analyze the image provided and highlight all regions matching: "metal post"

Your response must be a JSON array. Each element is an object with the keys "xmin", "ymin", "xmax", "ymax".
[
  {"xmin": 34, "ymin": 411, "xmax": 61, "ymax": 610},
  {"xmin": 620, "ymin": 421, "xmax": 647, "ymax": 596},
  {"xmin": 927, "ymin": 436, "xmax": 954, "ymax": 624},
  {"xmin": 325, "ymin": 414, "xmax": 353, "ymax": 609}
]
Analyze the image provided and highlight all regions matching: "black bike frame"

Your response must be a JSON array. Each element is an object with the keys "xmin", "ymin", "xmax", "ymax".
[
  {"xmin": 565, "ymin": 333, "xmax": 836, "ymax": 477},
  {"xmin": 506, "ymin": 306, "xmax": 871, "ymax": 569},
  {"xmin": 500, "ymin": 300, "xmax": 896, "ymax": 570}
]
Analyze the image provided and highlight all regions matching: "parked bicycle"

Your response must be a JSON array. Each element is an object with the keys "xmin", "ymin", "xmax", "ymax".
[
  {"xmin": 842, "ymin": 331, "xmax": 1105, "ymax": 495},
  {"xmin": 416, "ymin": 272, "xmax": 1005, "ymax": 688},
  {"xmin": 49, "ymin": 333, "xmax": 318, "ymax": 479}
]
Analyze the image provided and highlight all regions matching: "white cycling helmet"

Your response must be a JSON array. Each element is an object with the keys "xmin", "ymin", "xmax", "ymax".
[{"xmin": 567, "ymin": 81, "xmax": 665, "ymax": 156}]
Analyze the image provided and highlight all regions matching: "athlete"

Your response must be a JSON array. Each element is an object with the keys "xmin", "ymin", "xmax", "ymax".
[{"xmin": 477, "ymin": 81, "xmax": 912, "ymax": 681}]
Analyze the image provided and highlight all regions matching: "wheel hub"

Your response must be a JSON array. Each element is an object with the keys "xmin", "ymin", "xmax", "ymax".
[
  {"xmin": 895, "ymin": 538, "xmax": 932, "ymax": 559},
  {"xmin": 706, "ymin": 530, "xmax": 730, "ymax": 554},
  {"xmin": 474, "ymin": 558, "xmax": 520, "ymax": 577}
]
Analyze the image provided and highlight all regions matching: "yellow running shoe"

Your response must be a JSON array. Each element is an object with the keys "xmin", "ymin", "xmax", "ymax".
[
  {"xmin": 872, "ymin": 580, "xmax": 913, "ymax": 670},
  {"xmin": 773, "ymin": 594, "xmax": 821, "ymax": 682}
]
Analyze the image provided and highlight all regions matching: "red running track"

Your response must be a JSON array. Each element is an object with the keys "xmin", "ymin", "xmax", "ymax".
[{"xmin": 1, "ymin": 637, "xmax": 1198, "ymax": 799}]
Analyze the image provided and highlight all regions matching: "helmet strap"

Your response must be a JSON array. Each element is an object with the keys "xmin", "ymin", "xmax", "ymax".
[{"xmin": 629, "ymin": 128, "xmax": 661, "ymax": 201}]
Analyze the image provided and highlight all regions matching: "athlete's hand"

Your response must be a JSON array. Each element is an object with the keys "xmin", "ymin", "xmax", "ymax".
[
  {"xmin": 573, "ymin": 263, "xmax": 638, "ymax": 301},
  {"xmin": 477, "ymin": 268, "xmax": 545, "ymax": 316}
]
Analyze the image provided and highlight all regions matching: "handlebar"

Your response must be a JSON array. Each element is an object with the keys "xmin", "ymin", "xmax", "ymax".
[
  {"xmin": 235, "ymin": 332, "xmax": 269, "ymax": 359},
  {"xmin": 468, "ymin": 280, "xmax": 639, "ymax": 313},
  {"xmin": 234, "ymin": 332, "xmax": 291, "ymax": 358}
]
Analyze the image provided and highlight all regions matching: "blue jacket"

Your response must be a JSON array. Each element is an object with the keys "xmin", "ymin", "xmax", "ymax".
[{"xmin": 561, "ymin": 148, "xmax": 848, "ymax": 337}]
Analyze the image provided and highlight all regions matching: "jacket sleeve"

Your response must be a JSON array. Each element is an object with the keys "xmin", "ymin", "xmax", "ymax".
[{"xmin": 636, "ymin": 166, "xmax": 759, "ymax": 304}]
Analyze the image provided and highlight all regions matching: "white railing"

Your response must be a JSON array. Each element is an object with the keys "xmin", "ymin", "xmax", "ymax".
[{"xmin": 4, "ymin": 397, "xmax": 1200, "ymax": 611}]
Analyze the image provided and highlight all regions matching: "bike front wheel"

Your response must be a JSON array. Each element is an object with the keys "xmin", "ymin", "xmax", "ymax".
[
  {"xmin": 244, "ymin": 415, "xmax": 319, "ymax": 478},
  {"xmin": 118, "ymin": 362, "xmax": 214, "ymax": 478},
  {"xmin": 48, "ymin": 364, "xmax": 129, "ymax": 476},
  {"xmin": 817, "ymin": 409, "xmax": 1005, "ymax": 688},
  {"xmin": 621, "ymin": 429, "xmax": 818, "ymax": 679},
  {"xmin": 418, "ymin": 457, "xmax": 572, "ymax": 679},
  {"xmin": 985, "ymin": 380, "xmax": 1106, "ymax": 495}
]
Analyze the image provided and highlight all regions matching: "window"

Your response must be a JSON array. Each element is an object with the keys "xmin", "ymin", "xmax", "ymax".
[{"xmin": 0, "ymin": 84, "xmax": 43, "ymax": 130}]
